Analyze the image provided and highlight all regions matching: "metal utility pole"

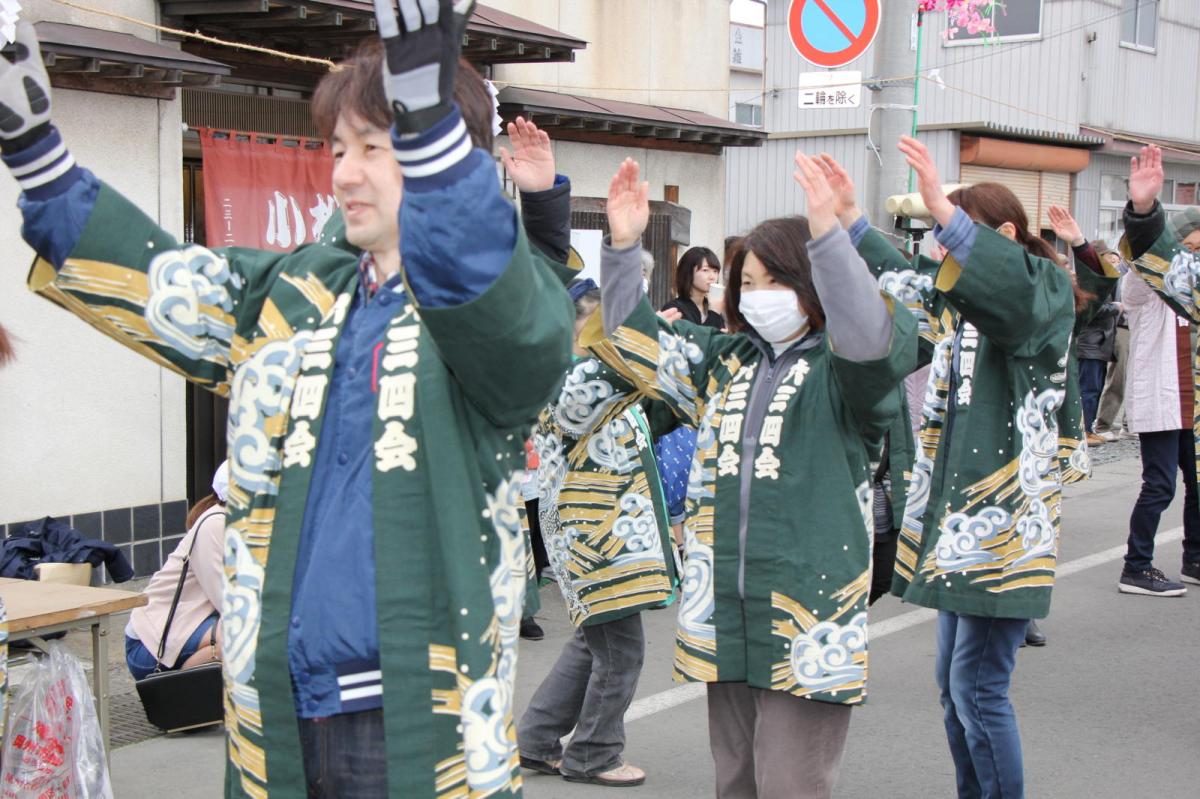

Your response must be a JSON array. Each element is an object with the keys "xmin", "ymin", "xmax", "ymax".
[{"xmin": 865, "ymin": 7, "xmax": 921, "ymax": 235}]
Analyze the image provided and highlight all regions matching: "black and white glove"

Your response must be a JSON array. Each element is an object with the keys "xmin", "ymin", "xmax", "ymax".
[
  {"xmin": 372, "ymin": 0, "xmax": 476, "ymax": 134},
  {"xmin": 0, "ymin": 22, "xmax": 51, "ymax": 152},
  {"xmin": 0, "ymin": 21, "xmax": 79, "ymax": 198}
]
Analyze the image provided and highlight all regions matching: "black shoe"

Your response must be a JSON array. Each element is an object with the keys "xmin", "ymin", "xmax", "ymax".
[
  {"xmin": 1118, "ymin": 567, "xmax": 1187, "ymax": 597},
  {"xmin": 1182, "ymin": 561, "xmax": 1200, "ymax": 585},
  {"xmin": 1024, "ymin": 619, "xmax": 1046, "ymax": 647},
  {"xmin": 520, "ymin": 616, "xmax": 545, "ymax": 640}
]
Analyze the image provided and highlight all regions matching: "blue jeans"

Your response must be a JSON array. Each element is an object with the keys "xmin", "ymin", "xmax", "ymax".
[
  {"xmin": 935, "ymin": 612, "xmax": 1028, "ymax": 799},
  {"xmin": 1127, "ymin": 429, "xmax": 1200, "ymax": 571},
  {"xmin": 125, "ymin": 612, "xmax": 218, "ymax": 680},
  {"xmin": 1078, "ymin": 358, "xmax": 1107, "ymax": 433},
  {"xmin": 298, "ymin": 709, "xmax": 387, "ymax": 798}
]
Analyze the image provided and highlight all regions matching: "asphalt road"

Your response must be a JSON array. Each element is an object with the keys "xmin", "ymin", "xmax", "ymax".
[{"xmin": 110, "ymin": 447, "xmax": 1199, "ymax": 798}]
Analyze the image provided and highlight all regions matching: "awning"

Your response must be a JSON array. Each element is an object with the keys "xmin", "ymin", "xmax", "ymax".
[
  {"xmin": 1081, "ymin": 125, "xmax": 1200, "ymax": 163},
  {"xmin": 35, "ymin": 21, "xmax": 229, "ymax": 99},
  {"xmin": 957, "ymin": 122, "xmax": 1105, "ymax": 148},
  {"xmin": 497, "ymin": 87, "xmax": 767, "ymax": 154},
  {"xmin": 159, "ymin": 1, "xmax": 586, "ymax": 66}
]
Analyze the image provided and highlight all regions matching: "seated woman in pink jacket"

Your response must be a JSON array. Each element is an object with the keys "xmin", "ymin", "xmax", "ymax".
[{"xmin": 125, "ymin": 463, "xmax": 227, "ymax": 679}]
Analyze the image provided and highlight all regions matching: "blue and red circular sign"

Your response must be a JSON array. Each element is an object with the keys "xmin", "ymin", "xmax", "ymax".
[{"xmin": 788, "ymin": 0, "xmax": 881, "ymax": 68}]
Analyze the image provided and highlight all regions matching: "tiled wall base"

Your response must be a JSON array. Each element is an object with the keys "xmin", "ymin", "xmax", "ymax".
[{"xmin": 3, "ymin": 498, "xmax": 190, "ymax": 583}]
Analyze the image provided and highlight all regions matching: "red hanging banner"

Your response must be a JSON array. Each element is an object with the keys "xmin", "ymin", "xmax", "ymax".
[{"xmin": 200, "ymin": 129, "xmax": 336, "ymax": 251}]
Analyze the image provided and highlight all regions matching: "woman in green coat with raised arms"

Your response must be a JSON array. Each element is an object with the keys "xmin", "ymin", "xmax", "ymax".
[
  {"xmin": 835, "ymin": 137, "xmax": 1079, "ymax": 798},
  {"xmin": 582, "ymin": 155, "xmax": 917, "ymax": 798}
]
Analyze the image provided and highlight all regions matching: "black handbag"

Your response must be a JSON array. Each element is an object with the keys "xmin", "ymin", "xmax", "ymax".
[
  {"xmin": 134, "ymin": 510, "xmax": 224, "ymax": 733},
  {"xmin": 871, "ymin": 434, "xmax": 895, "ymax": 540}
]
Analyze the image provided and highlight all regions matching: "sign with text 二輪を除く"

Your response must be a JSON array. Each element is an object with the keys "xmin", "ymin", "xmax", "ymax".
[{"xmin": 798, "ymin": 71, "xmax": 862, "ymax": 109}]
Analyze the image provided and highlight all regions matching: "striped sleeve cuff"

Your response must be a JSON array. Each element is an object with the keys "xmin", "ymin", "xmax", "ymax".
[
  {"xmin": 2, "ymin": 125, "xmax": 85, "ymax": 200},
  {"xmin": 391, "ymin": 105, "xmax": 479, "ymax": 191}
]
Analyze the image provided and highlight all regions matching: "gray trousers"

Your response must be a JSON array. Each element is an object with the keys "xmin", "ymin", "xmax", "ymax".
[
  {"xmin": 517, "ymin": 612, "xmax": 645, "ymax": 777},
  {"xmin": 1095, "ymin": 326, "xmax": 1129, "ymax": 433},
  {"xmin": 707, "ymin": 682, "xmax": 852, "ymax": 799}
]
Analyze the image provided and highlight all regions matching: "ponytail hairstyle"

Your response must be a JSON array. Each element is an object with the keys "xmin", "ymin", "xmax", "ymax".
[
  {"xmin": 948, "ymin": 182, "xmax": 1093, "ymax": 311},
  {"xmin": 0, "ymin": 325, "xmax": 13, "ymax": 366}
]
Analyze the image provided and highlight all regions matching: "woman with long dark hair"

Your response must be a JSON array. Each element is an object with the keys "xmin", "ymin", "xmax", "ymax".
[
  {"xmin": 661, "ymin": 246, "xmax": 724, "ymax": 328},
  {"xmin": 582, "ymin": 155, "xmax": 916, "ymax": 798}
]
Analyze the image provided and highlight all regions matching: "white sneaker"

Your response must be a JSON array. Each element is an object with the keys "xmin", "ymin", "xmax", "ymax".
[{"xmin": 1096, "ymin": 430, "xmax": 1119, "ymax": 442}]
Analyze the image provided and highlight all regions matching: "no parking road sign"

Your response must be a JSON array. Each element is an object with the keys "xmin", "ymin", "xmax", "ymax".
[{"xmin": 788, "ymin": 0, "xmax": 880, "ymax": 69}]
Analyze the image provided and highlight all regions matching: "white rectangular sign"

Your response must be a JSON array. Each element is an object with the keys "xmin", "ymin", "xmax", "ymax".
[
  {"xmin": 798, "ymin": 71, "xmax": 862, "ymax": 109},
  {"xmin": 569, "ymin": 229, "xmax": 603, "ymax": 285},
  {"xmin": 730, "ymin": 24, "xmax": 764, "ymax": 71}
]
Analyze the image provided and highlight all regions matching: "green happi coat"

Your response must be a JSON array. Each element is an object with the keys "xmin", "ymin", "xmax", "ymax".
[
  {"xmin": 857, "ymin": 224, "xmax": 1078, "ymax": 619},
  {"xmin": 580, "ymin": 298, "xmax": 916, "ymax": 705},
  {"xmin": 532, "ymin": 358, "xmax": 677, "ymax": 627},
  {"xmin": 26, "ymin": 183, "xmax": 575, "ymax": 798},
  {"xmin": 1121, "ymin": 203, "xmax": 1200, "ymax": 473}
]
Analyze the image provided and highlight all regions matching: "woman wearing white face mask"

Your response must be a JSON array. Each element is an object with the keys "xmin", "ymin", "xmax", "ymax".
[{"xmin": 579, "ymin": 155, "xmax": 917, "ymax": 798}]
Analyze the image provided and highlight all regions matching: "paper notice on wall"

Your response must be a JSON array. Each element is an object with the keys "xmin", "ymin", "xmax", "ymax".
[
  {"xmin": 1, "ymin": 1, "xmax": 21, "ymax": 46},
  {"xmin": 569, "ymin": 229, "xmax": 603, "ymax": 285}
]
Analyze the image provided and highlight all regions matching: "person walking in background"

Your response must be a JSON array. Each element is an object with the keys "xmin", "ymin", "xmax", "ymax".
[
  {"xmin": 661, "ymin": 245, "xmax": 725, "ymax": 329},
  {"xmin": 1114, "ymin": 145, "xmax": 1200, "ymax": 595},
  {"xmin": 1094, "ymin": 242, "xmax": 1131, "ymax": 442}
]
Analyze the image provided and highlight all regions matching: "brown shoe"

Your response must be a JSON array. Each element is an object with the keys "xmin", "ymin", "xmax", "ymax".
[
  {"xmin": 1086, "ymin": 433, "xmax": 1106, "ymax": 446},
  {"xmin": 563, "ymin": 762, "xmax": 646, "ymax": 787}
]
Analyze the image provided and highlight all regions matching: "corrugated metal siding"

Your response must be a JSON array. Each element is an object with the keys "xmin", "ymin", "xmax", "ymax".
[
  {"xmin": 763, "ymin": 0, "xmax": 1087, "ymax": 136},
  {"xmin": 1083, "ymin": 0, "xmax": 1200, "ymax": 142},
  {"xmin": 726, "ymin": 129, "xmax": 959, "ymax": 236}
]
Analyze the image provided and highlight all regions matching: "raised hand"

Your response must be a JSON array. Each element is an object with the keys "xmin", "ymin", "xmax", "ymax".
[
  {"xmin": 500, "ymin": 117, "xmax": 555, "ymax": 193},
  {"xmin": 897, "ymin": 135, "xmax": 955, "ymax": 228},
  {"xmin": 657, "ymin": 307, "xmax": 683, "ymax": 324},
  {"xmin": 372, "ymin": 0, "xmax": 476, "ymax": 133},
  {"xmin": 606, "ymin": 158, "xmax": 649, "ymax": 250},
  {"xmin": 816, "ymin": 153, "xmax": 861, "ymax": 228},
  {"xmin": 1128, "ymin": 144, "xmax": 1164, "ymax": 215},
  {"xmin": 0, "ymin": 22, "xmax": 51, "ymax": 149},
  {"xmin": 1047, "ymin": 205, "xmax": 1085, "ymax": 246},
  {"xmin": 793, "ymin": 151, "xmax": 838, "ymax": 239}
]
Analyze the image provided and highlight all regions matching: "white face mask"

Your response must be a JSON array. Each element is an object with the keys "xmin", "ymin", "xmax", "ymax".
[{"xmin": 739, "ymin": 290, "xmax": 808, "ymax": 345}]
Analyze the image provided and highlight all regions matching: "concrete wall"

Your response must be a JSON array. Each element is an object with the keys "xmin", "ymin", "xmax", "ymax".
[
  {"xmin": 487, "ymin": 0, "xmax": 732, "ymax": 118},
  {"xmin": 0, "ymin": 0, "xmax": 187, "ymax": 524},
  {"xmin": 488, "ymin": 0, "xmax": 735, "ymax": 251}
]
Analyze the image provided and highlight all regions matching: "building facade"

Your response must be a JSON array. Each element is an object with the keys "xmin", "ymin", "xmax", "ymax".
[{"xmin": 726, "ymin": 0, "xmax": 1200, "ymax": 246}]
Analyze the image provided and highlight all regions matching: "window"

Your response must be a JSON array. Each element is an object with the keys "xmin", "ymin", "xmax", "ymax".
[
  {"xmin": 1121, "ymin": 0, "xmax": 1157, "ymax": 51},
  {"xmin": 1098, "ymin": 171, "xmax": 1197, "ymax": 247},
  {"xmin": 735, "ymin": 103, "xmax": 762, "ymax": 127},
  {"xmin": 945, "ymin": 0, "xmax": 1042, "ymax": 45}
]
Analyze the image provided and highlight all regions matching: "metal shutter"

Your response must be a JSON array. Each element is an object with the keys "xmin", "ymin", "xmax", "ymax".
[
  {"xmin": 960, "ymin": 164, "xmax": 1042, "ymax": 230},
  {"xmin": 960, "ymin": 164, "xmax": 1072, "ymax": 234},
  {"xmin": 1038, "ymin": 171, "xmax": 1071, "ymax": 231}
]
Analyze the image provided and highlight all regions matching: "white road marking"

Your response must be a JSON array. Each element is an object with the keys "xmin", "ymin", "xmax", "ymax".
[{"xmin": 623, "ymin": 527, "xmax": 1185, "ymax": 724}]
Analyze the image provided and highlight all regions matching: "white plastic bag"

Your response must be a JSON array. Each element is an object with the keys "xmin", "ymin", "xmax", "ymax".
[{"xmin": 0, "ymin": 642, "xmax": 113, "ymax": 799}]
